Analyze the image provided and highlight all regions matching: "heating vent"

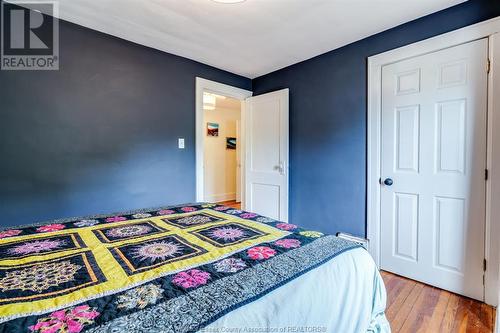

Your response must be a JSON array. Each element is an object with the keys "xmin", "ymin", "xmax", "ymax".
[{"xmin": 336, "ymin": 232, "xmax": 369, "ymax": 249}]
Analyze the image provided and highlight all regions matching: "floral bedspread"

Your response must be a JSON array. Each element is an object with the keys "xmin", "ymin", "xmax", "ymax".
[{"xmin": 0, "ymin": 203, "xmax": 360, "ymax": 333}]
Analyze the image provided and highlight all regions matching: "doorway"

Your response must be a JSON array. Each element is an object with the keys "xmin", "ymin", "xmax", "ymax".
[
  {"xmin": 195, "ymin": 77, "xmax": 290, "ymax": 222},
  {"xmin": 195, "ymin": 78, "xmax": 252, "ymax": 207},
  {"xmin": 203, "ymin": 93, "xmax": 242, "ymax": 204}
]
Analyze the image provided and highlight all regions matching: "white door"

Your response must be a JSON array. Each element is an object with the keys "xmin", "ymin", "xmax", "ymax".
[
  {"xmin": 380, "ymin": 39, "xmax": 488, "ymax": 301},
  {"xmin": 245, "ymin": 89, "xmax": 289, "ymax": 222},
  {"xmin": 236, "ymin": 120, "xmax": 241, "ymax": 203}
]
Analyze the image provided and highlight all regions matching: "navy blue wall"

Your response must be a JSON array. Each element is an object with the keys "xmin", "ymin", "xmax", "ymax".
[
  {"xmin": 0, "ymin": 18, "xmax": 251, "ymax": 227},
  {"xmin": 252, "ymin": 0, "xmax": 500, "ymax": 237}
]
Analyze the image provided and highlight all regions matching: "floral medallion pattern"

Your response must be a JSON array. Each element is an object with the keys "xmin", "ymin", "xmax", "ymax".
[
  {"xmin": 116, "ymin": 283, "xmax": 164, "ymax": 310},
  {"xmin": 191, "ymin": 223, "xmax": 266, "ymax": 247},
  {"xmin": 299, "ymin": 231, "xmax": 324, "ymax": 238},
  {"xmin": 104, "ymin": 216, "xmax": 127, "ymax": 223},
  {"xmin": 36, "ymin": 224, "xmax": 65, "ymax": 233},
  {"xmin": 247, "ymin": 246, "xmax": 276, "ymax": 260},
  {"xmin": 0, "ymin": 229, "xmax": 22, "ymax": 239},
  {"xmin": 240, "ymin": 213, "xmax": 257, "ymax": 219},
  {"xmin": 92, "ymin": 222, "xmax": 166, "ymax": 243},
  {"xmin": 255, "ymin": 217, "xmax": 275, "ymax": 223},
  {"xmin": 110, "ymin": 235, "xmax": 207, "ymax": 275},
  {"xmin": 213, "ymin": 258, "xmax": 247, "ymax": 273},
  {"xmin": 105, "ymin": 225, "xmax": 153, "ymax": 239},
  {"xmin": 275, "ymin": 223, "xmax": 297, "ymax": 231},
  {"xmin": 0, "ymin": 233, "xmax": 85, "ymax": 260},
  {"xmin": 0, "ymin": 260, "xmax": 82, "ymax": 293},
  {"xmin": 131, "ymin": 213, "xmax": 152, "ymax": 219},
  {"xmin": 275, "ymin": 238, "xmax": 301, "ymax": 249},
  {"xmin": 74, "ymin": 219, "xmax": 99, "ymax": 228},
  {"xmin": 163, "ymin": 212, "xmax": 223, "ymax": 229},
  {"xmin": 172, "ymin": 269, "xmax": 211, "ymax": 289},
  {"xmin": 226, "ymin": 209, "xmax": 243, "ymax": 215},
  {"xmin": 208, "ymin": 227, "xmax": 246, "ymax": 242},
  {"xmin": 0, "ymin": 251, "xmax": 105, "ymax": 306},
  {"xmin": 8, "ymin": 239, "xmax": 67, "ymax": 255},
  {"xmin": 29, "ymin": 305, "xmax": 100, "ymax": 333},
  {"xmin": 132, "ymin": 241, "xmax": 184, "ymax": 263},
  {"xmin": 157, "ymin": 209, "xmax": 175, "ymax": 216}
]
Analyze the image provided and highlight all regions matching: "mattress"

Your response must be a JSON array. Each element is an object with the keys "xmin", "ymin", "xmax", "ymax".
[{"xmin": 0, "ymin": 203, "xmax": 389, "ymax": 333}]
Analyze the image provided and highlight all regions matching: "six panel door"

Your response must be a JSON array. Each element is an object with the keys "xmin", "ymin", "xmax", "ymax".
[{"xmin": 380, "ymin": 39, "xmax": 488, "ymax": 301}]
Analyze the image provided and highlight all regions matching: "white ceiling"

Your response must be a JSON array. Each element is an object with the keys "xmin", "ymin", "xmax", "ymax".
[{"xmin": 36, "ymin": 0, "xmax": 466, "ymax": 78}]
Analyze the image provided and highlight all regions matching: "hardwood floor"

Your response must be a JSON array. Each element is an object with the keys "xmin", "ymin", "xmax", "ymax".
[
  {"xmin": 218, "ymin": 200, "xmax": 241, "ymax": 209},
  {"xmin": 218, "ymin": 201, "xmax": 496, "ymax": 332},
  {"xmin": 381, "ymin": 271, "xmax": 496, "ymax": 333}
]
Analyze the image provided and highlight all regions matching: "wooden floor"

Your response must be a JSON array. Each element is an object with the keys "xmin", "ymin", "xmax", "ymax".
[
  {"xmin": 381, "ymin": 271, "xmax": 496, "ymax": 333},
  {"xmin": 219, "ymin": 200, "xmax": 241, "ymax": 209},
  {"xmin": 219, "ymin": 201, "xmax": 496, "ymax": 332}
]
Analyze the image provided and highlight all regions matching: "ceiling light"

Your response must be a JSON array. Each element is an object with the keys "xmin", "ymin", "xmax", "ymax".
[{"xmin": 211, "ymin": 0, "xmax": 246, "ymax": 3}]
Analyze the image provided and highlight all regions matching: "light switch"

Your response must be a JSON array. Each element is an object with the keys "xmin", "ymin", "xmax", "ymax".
[{"xmin": 178, "ymin": 138, "xmax": 185, "ymax": 149}]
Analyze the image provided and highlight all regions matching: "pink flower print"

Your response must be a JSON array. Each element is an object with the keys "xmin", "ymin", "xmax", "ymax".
[
  {"xmin": 275, "ymin": 238, "xmax": 301, "ymax": 249},
  {"xmin": 276, "ymin": 223, "xmax": 297, "ymax": 231},
  {"xmin": 157, "ymin": 209, "xmax": 175, "ymax": 216},
  {"xmin": 214, "ymin": 206, "xmax": 230, "ymax": 211},
  {"xmin": 172, "ymin": 269, "xmax": 211, "ymax": 289},
  {"xmin": 36, "ymin": 224, "xmax": 65, "ymax": 233},
  {"xmin": 180, "ymin": 207, "xmax": 197, "ymax": 213},
  {"xmin": 240, "ymin": 213, "xmax": 257, "ymax": 219},
  {"xmin": 0, "ymin": 229, "xmax": 22, "ymax": 239},
  {"xmin": 247, "ymin": 246, "xmax": 276, "ymax": 260},
  {"xmin": 105, "ymin": 216, "xmax": 127, "ymax": 223},
  {"xmin": 29, "ymin": 304, "xmax": 100, "ymax": 333}
]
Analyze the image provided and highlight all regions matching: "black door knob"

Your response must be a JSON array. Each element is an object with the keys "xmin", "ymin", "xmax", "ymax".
[{"xmin": 384, "ymin": 178, "xmax": 393, "ymax": 186}]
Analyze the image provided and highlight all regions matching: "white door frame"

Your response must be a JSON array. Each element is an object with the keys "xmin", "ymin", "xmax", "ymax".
[
  {"xmin": 195, "ymin": 77, "xmax": 252, "ymax": 206},
  {"xmin": 367, "ymin": 16, "xmax": 500, "ymax": 306}
]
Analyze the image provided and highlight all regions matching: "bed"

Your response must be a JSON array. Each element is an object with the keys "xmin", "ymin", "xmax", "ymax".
[{"xmin": 0, "ymin": 203, "xmax": 389, "ymax": 333}]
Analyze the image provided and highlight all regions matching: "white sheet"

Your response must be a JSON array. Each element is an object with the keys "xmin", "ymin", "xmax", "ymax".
[{"xmin": 203, "ymin": 247, "xmax": 390, "ymax": 333}]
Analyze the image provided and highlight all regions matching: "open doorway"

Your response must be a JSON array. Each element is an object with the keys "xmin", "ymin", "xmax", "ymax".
[
  {"xmin": 195, "ymin": 78, "xmax": 289, "ymax": 221},
  {"xmin": 203, "ymin": 92, "xmax": 242, "ymax": 206},
  {"xmin": 195, "ymin": 78, "xmax": 252, "ymax": 208}
]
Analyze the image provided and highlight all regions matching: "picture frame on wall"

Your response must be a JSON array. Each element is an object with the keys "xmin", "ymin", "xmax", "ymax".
[
  {"xmin": 226, "ymin": 137, "xmax": 236, "ymax": 149},
  {"xmin": 207, "ymin": 122, "xmax": 219, "ymax": 137}
]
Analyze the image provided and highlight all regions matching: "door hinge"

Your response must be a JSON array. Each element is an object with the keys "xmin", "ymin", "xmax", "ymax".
[
  {"xmin": 485, "ymin": 169, "xmax": 489, "ymax": 181},
  {"xmin": 483, "ymin": 258, "xmax": 487, "ymax": 271},
  {"xmin": 487, "ymin": 58, "xmax": 491, "ymax": 74}
]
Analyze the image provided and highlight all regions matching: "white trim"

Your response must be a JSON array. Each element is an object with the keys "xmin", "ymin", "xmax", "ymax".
[
  {"xmin": 195, "ymin": 77, "xmax": 252, "ymax": 206},
  {"xmin": 367, "ymin": 16, "xmax": 500, "ymax": 306},
  {"xmin": 488, "ymin": 32, "xmax": 500, "ymax": 308}
]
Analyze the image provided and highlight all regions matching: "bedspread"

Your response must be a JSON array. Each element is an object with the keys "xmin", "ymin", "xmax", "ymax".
[{"xmin": 0, "ymin": 203, "xmax": 380, "ymax": 333}]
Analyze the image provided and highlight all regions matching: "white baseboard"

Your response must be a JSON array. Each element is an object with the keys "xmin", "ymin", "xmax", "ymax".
[{"xmin": 204, "ymin": 192, "xmax": 236, "ymax": 203}]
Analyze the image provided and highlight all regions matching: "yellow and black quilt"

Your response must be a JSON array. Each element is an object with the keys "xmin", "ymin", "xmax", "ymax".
[{"xmin": 0, "ymin": 203, "xmax": 358, "ymax": 333}]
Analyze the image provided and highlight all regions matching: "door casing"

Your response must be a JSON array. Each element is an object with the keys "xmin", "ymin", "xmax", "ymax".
[
  {"xmin": 367, "ymin": 16, "xmax": 500, "ymax": 306},
  {"xmin": 195, "ymin": 77, "xmax": 252, "ymax": 207}
]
